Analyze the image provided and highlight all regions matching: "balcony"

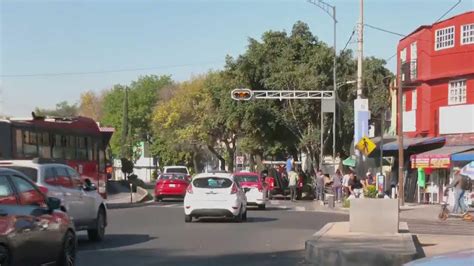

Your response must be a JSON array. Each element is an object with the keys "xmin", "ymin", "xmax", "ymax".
[{"xmin": 401, "ymin": 60, "xmax": 417, "ymax": 84}]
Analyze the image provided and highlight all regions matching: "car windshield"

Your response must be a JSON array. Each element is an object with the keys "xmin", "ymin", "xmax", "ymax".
[
  {"xmin": 193, "ymin": 177, "xmax": 232, "ymax": 188},
  {"xmin": 3, "ymin": 166, "xmax": 38, "ymax": 182},
  {"xmin": 234, "ymin": 175, "xmax": 259, "ymax": 183},
  {"xmin": 160, "ymin": 174, "xmax": 186, "ymax": 180},
  {"xmin": 165, "ymin": 168, "xmax": 187, "ymax": 174}
]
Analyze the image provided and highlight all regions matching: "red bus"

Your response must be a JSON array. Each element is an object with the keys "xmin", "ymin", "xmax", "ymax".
[{"xmin": 0, "ymin": 114, "xmax": 114, "ymax": 198}]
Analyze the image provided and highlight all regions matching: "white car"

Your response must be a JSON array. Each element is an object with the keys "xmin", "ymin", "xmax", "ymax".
[
  {"xmin": 233, "ymin": 172, "xmax": 267, "ymax": 209},
  {"xmin": 0, "ymin": 159, "xmax": 107, "ymax": 241},
  {"xmin": 184, "ymin": 172, "xmax": 248, "ymax": 223},
  {"xmin": 163, "ymin": 165, "xmax": 190, "ymax": 175}
]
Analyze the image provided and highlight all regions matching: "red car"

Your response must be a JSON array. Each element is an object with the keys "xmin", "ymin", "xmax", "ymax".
[
  {"xmin": 154, "ymin": 173, "xmax": 190, "ymax": 201},
  {"xmin": 0, "ymin": 168, "xmax": 76, "ymax": 265}
]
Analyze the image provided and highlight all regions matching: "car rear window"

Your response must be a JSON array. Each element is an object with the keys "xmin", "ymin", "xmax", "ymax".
[
  {"xmin": 234, "ymin": 175, "xmax": 259, "ymax": 183},
  {"xmin": 160, "ymin": 174, "xmax": 186, "ymax": 180},
  {"xmin": 165, "ymin": 168, "xmax": 187, "ymax": 174},
  {"xmin": 2, "ymin": 167, "xmax": 38, "ymax": 182},
  {"xmin": 193, "ymin": 177, "xmax": 232, "ymax": 188}
]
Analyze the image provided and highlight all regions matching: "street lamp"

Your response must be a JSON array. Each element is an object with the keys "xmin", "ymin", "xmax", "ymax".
[{"xmin": 307, "ymin": 0, "xmax": 338, "ymax": 160}]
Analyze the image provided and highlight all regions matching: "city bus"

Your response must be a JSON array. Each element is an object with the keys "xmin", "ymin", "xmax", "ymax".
[{"xmin": 0, "ymin": 114, "xmax": 114, "ymax": 198}]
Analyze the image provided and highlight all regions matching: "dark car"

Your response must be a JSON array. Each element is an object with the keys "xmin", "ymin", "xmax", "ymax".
[{"xmin": 0, "ymin": 168, "xmax": 76, "ymax": 266}]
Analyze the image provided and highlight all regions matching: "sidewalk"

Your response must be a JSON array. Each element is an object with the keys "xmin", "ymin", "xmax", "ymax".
[{"xmin": 296, "ymin": 199, "xmax": 474, "ymax": 258}]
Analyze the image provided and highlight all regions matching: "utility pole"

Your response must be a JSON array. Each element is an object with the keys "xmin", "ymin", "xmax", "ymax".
[
  {"xmin": 397, "ymin": 62, "xmax": 405, "ymax": 206},
  {"xmin": 357, "ymin": 0, "xmax": 364, "ymax": 98}
]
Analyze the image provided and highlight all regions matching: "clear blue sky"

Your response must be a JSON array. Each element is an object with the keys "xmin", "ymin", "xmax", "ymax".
[{"xmin": 1, "ymin": 0, "xmax": 472, "ymax": 116}]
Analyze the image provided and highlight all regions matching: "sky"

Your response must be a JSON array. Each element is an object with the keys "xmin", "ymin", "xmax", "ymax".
[{"xmin": 1, "ymin": 0, "xmax": 473, "ymax": 116}]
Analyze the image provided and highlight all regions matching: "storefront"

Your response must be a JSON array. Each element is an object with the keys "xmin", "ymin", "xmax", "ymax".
[{"xmin": 411, "ymin": 145, "xmax": 474, "ymax": 204}]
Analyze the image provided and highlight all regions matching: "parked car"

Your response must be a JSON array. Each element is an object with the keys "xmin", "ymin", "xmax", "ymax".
[
  {"xmin": 154, "ymin": 173, "xmax": 190, "ymax": 201},
  {"xmin": 0, "ymin": 159, "xmax": 107, "ymax": 241},
  {"xmin": 232, "ymin": 171, "xmax": 267, "ymax": 209},
  {"xmin": 163, "ymin": 166, "xmax": 190, "ymax": 175},
  {"xmin": 0, "ymin": 168, "xmax": 76, "ymax": 266},
  {"xmin": 184, "ymin": 172, "xmax": 247, "ymax": 223},
  {"xmin": 264, "ymin": 167, "xmax": 303, "ymax": 200}
]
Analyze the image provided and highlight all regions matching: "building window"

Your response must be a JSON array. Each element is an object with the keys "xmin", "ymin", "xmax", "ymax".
[
  {"xmin": 461, "ymin": 23, "xmax": 474, "ymax": 45},
  {"xmin": 448, "ymin": 80, "xmax": 467, "ymax": 105},
  {"xmin": 410, "ymin": 42, "xmax": 417, "ymax": 80},
  {"xmin": 400, "ymin": 48, "xmax": 407, "ymax": 63},
  {"xmin": 412, "ymin": 90, "xmax": 417, "ymax": 110},
  {"xmin": 435, "ymin": 26, "xmax": 455, "ymax": 51}
]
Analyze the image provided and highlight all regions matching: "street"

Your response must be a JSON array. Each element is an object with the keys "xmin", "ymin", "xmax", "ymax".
[{"xmin": 76, "ymin": 202, "xmax": 347, "ymax": 266}]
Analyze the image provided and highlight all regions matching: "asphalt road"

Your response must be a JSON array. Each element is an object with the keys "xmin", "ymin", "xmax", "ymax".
[{"xmin": 76, "ymin": 202, "xmax": 347, "ymax": 266}]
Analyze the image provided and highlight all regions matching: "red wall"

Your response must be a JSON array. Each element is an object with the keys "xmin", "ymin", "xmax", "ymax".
[{"xmin": 397, "ymin": 11, "xmax": 474, "ymax": 138}]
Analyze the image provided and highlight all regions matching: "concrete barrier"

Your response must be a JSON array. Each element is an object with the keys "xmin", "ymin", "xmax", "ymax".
[
  {"xmin": 305, "ymin": 222, "xmax": 418, "ymax": 266},
  {"xmin": 350, "ymin": 198, "xmax": 399, "ymax": 234}
]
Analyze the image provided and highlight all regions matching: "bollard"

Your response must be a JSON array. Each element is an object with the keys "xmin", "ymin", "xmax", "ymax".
[
  {"xmin": 327, "ymin": 194, "xmax": 335, "ymax": 208},
  {"xmin": 130, "ymin": 183, "xmax": 133, "ymax": 204}
]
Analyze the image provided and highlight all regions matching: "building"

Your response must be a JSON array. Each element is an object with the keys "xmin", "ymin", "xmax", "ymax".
[{"xmin": 389, "ymin": 11, "xmax": 474, "ymax": 203}]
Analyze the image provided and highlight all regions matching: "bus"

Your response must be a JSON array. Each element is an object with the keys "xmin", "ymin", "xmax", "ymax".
[{"xmin": 0, "ymin": 114, "xmax": 114, "ymax": 198}]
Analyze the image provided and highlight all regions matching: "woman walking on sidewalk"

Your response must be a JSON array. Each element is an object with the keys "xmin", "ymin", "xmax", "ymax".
[{"xmin": 332, "ymin": 169, "xmax": 343, "ymax": 203}]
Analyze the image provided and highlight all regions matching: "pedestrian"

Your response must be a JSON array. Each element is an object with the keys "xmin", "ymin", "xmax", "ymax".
[
  {"xmin": 286, "ymin": 155, "xmax": 293, "ymax": 176},
  {"xmin": 288, "ymin": 170, "xmax": 298, "ymax": 202},
  {"xmin": 315, "ymin": 170, "xmax": 325, "ymax": 201},
  {"xmin": 332, "ymin": 169, "xmax": 343, "ymax": 202},
  {"xmin": 348, "ymin": 173, "xmax": 364, "ymax": 199},
  {"xmin": 360, "ymin": 171, "xmax": 372, "ymax": 188},
  {"xmin": 446, "ymin": 170, "xmax": 471, "ymax": 215},
  {"xmin": 342, "ymin": 170, "xmax": 351, "ymax": 198}
]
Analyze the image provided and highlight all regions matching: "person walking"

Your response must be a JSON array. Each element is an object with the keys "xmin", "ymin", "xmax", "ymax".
[
  {"xmin": 332, "ymin": 169, "xmax": 343, "ymax": 202},
  {"xmin": 315, "ymin": 170, "xmax": 325, "ymax": 201},
  {"xmin": 446, "ymin": 171, "xmax": 471, "ymax": 215},
  {"xmin": 342, "ymin": 171, "xmax": 351, "ymax": 198},
  {"xmin": 288, "ymin": 170, "xmax": 299, "ymax": 202}
]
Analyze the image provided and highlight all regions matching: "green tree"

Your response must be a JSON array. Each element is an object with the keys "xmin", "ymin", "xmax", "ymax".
[
  {"xmin": 35, "ymin": 101, "xmax": 78, "ymax": 117},
  {"xmin": 100, "ymin": 75, "xmax": 173, "ymax": 157}
]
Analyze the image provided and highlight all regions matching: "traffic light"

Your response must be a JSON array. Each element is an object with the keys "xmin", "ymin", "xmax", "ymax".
[{"xmin": 231, "ymin": 88, "xmax": 253, "ymax": 101}]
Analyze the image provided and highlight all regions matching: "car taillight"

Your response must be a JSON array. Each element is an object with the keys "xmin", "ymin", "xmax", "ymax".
[
  {"xmin": 231, "ymin": 183, "xmax": 238, "ymax": 194},
  {"xmin": 38, "ymin": 186, "xmax": 48, "ymax": 195},
  {"xmin": 186, "ymin": 184, "xmax": 193, "ymax": 194}
]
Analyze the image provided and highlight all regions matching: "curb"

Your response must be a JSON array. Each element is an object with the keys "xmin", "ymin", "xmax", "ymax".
[{"xmin": 106, "ymin": 199, "xmax": 156, "ymax": 210}]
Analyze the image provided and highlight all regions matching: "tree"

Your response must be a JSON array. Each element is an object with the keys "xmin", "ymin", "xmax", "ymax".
[
  {"xmin": 78, "ymin": 91, "xmax": 103, "ymax": 121},
  {"xmin": 35, "ymin": 101, "xmax": 78, "ymax": 117},
  {"xmin": 100, "ymin": 75, "xmax": 173, "ymax": 157}
]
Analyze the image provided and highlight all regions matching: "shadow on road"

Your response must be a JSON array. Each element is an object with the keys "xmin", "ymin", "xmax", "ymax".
[
  {"xmin": 194, "ymin": 216, "xmax": 278, "ymax": 223},
  {"xmin": 78, "ymin": 234, "xmax": 157, "ymax": 251},
  {"xmin": 77, "ymin": 248, "xmax": 309, "ymax": 266}
]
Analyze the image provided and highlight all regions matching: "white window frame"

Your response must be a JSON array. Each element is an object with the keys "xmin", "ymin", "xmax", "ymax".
[
  {"xmin": 410, "ymin": 42, "xmax": 417, "ymax": 80},
  {"xmin": 448, "ymin": 79, "xmax": 467, "ymax": 105},
  {"xmin": 412, "ymin": 90, "xmax": 417, "ymax": 110},
  {"xmin": 435, "ymin": 26, "xmax": 455, "ymax": 51},
  {"xmin": 461, "ymin": 23, "xmax": 474, "ymax": 45},
  {"xmin": 400, "ymin": 48, "xmax": 407, "ymax": 63}
]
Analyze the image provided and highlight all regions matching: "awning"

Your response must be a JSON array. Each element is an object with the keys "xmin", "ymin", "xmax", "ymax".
[
  {"xmin": 382, "ymin": 137, "xmax": 445, "ymax": 151},
  {"xmin": 452, "ymin": 150, "xmax": 474, "ymax": 162},
  {"xmin": 411, "ymin": 145, "xmax": 474, "ymax": 169}
]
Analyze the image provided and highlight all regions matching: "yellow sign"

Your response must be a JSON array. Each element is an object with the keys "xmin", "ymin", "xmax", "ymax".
[{"xmin": 356, "ymin": 136, "xmax": 376, "ymax": 156}]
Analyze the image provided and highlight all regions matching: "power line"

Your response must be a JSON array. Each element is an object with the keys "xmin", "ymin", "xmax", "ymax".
[
  {"xmin": 435, "ymin": 0, "xmax": 461, "ymax": 23},
  {"xmin": 341, "ymin": 26, "xmax": 356, "ymax": 53},
  {"xmin": 1, "ymin": 60, "xmax": 223, "ymax": 78},
  {"xmin": 364, "ymin": 24, "xmax": 405, "ymax": 37}
]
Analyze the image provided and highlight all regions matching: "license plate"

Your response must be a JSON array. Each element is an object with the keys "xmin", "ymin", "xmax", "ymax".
[{"xmin": 169, "ymin": 184, "xmax": 176, "ymax": 187}]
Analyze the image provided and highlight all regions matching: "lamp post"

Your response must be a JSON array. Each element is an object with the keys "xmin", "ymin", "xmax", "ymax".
[{"xmin": 307, "ymin": 0, "xmax": 337, "ymax": 161}]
